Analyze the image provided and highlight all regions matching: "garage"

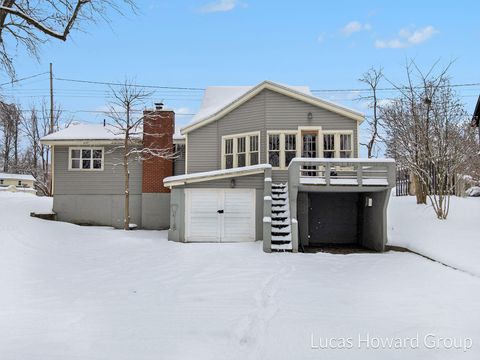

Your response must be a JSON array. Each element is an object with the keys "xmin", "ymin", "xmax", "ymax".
[
  {"xmin": 297, "ymin": 190, "xmax": 390, "ymax": 252},
  {"xmin": 185, "ymin": 188, "xmax": 256, "ymax": 242}
]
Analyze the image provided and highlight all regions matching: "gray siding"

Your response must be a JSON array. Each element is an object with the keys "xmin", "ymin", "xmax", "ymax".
[
  {"xmin": 186, "ymin": 88, "xmax": 359, "ymax": 178},
  {"xmin": 53, "ymin": 145, "xmax": 142, "ymax": 195},
  {"xmin": 173, "ymin": 144, "xmax": 186, "ymax": 176}
]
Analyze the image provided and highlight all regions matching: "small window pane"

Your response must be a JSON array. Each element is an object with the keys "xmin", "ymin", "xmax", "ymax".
[
  {"xmin": 93, "ymin": 160, "xmax": 102, "ymax": 169},
  {"xmin": 250, "ymin": 152, "xmax": 259, "ymax": 165},
  {"xmin": 82, "ymin": 159, "xmax": 91, "ymax": 169},
  {"xmin": 82, "ymin": 149, "xmax": 91, "ymax": 158},
  {"xmin": 237, "ymin": 137, "xmax": 246, "ymax": 153},
  {"xmin": 269, "ymin": 151, "xmax": 280, "ymax": 167},
  {"xmin": 225, "ymin": 155, "xmax": 233, "ymax": 169},
  {"xmin": 269, "ymin": 134, "xmax": 280, "ymax": 150},
  {"xmin": 225, "ymin": 139, "xmax": 233, "ymax": 154},
  {"xmin": 71, "ymin": 149, "xmax": 80, "ymax": 158},
  {"xmin": 340, "ymin": 134, "xmax": 352, "ymax": 151},
  {"xmin": 250, "ymin": 135, "xmax": 258, "ymax": 152},
  {"xmin": 285, "ymin": 151, "xmax": 296, "ymax": 167},
  {"xmin": 238, "ymin": 153, "xmax": 246, "ymax": 167},
  {"xmin": 285, "ymin": 134, "xmax": 296, "ymax": 151},
  {"xmin": 324, "ymin": 134, "xmax": 335, "ymax": 150},
  {"xmin": 93, "ymin": 149, "xmax": 102, "ymax": 159},
  {"xmin": 71, "ymin": 159, "xmax": 80, "ymax": 169}
]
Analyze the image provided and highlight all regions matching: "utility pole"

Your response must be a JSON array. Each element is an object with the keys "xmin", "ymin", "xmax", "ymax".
[{"xmin": 49, "ymin": 62, "xmax": 54, "ymax": 133}]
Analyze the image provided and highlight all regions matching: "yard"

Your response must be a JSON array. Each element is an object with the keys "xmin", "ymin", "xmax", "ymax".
[{"xmin": 0, "ymin": 192, "xmax": 479, "ymax": 359}]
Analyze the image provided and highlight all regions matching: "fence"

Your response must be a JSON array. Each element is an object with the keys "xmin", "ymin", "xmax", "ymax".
[{"xmin": 395, "ymin": 164, "xmax": 465, "ymax": 197}]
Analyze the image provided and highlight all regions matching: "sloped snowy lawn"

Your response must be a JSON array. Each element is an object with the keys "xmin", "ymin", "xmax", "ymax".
[
  {"xmin": 0, "ymin": 192, "xmax": 480, "ymax": 360},
  {"xmin": 388, "ymin": 194, "xmax": 480, "ymax": 276}
]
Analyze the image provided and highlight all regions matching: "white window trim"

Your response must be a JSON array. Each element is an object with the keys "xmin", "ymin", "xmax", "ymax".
[
  {"xmin": 267, "ymin": 130, "xmax": 299, "ymax": 170},
  {"xmin": 221, "ymin": 131, "xmax": 261, "ymax": 169},
  {"xmin": 321, "ymin": 130, "xmax": 354, "ymax": 158},
  {"xmin": 68, "ymin": 147, "xmax": 105, "ymax": 171}
]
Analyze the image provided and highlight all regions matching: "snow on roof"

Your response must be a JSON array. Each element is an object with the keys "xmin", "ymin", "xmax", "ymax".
[
  {"xmin": 0, "ymin": 173, "xmax": 36, "ymax": 181},
  {"xmin": 41, "ymin": 124, "xmax": 139, "ymax": 142},
  {"xmin": 187, "ymin": 82, "xmax": 312, "ymax": 129},
  {"xmin": 164, "ymin": 164, "xmax": 271, "ymax": 186},
  {"xmin": 41, "ymin": 123, "xmax": 185, "ymax": 143}
]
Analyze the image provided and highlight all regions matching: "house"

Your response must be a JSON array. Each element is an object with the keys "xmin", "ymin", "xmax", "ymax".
[
  {"xmin": 41, "ymin": 81, "xmax": 395, "ymax": 252},
  {"xmin": 472, "ymin": 95, "xmax": 480, "ymax": 143},
  {"xmin": 0, "ymin": 172, "xmax": 36, "ymax": 192}
]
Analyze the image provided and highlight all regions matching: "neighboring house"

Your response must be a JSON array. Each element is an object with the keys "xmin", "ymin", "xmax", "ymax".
[
  {"xmin": 0, "ymin": 173, "xmax": 36, "ymax": 191},
  {"xmin": 41, "ymin": 81, "xmax": 395, "ymax": 252},
  {"xmin": 472, "ymin": 95, "xmax": 480, "ymax": 143}
]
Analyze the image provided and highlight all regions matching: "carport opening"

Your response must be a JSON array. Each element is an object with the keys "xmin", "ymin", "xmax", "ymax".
[{"xmin": 297, "ymin": 191, "xmax": 386, "ymax": 253}]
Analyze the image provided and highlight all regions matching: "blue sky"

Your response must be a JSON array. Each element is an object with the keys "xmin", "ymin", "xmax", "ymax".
[{"xmin": 1, "ymin": 0, "xmax": 479, "ymax": 138}]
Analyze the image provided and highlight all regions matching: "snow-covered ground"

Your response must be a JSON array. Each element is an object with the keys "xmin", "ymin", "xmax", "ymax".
[
  {"xmin": 389, "ymin": 194, "xmax": 480, "ymax": 276},
  {"xmin": 1, "ymin": 192, "xmax": 480, "ymax": 359}
]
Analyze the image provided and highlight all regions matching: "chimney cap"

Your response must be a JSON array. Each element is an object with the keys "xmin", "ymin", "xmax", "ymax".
[{"xmin": 154, "ymin": 102, "xmax": 164, "ymax": 110}]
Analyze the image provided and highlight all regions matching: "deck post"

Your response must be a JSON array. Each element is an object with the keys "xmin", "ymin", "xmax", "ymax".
[{"xmin": 263, "ymin": 168, "xmax": 272, "ymax": 252}]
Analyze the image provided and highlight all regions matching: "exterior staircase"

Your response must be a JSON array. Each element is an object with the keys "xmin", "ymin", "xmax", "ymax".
[{"xmin": 270, "ymin": 183, "xmax": 292, "ymax": 252}]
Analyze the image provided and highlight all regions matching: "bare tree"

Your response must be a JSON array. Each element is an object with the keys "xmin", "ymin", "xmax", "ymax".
[
  {"xmin": 21, "ymin": 100, "xmax": 62, "ymax": 195},
  {"xmin": 0, "ymin": 100, "xmax": 19, "ymax": 171},
  {"xmin": 0, "ymin": 0, "xmax": 135, "ymax": 78},
  {"xmin": 382, "ymin": 60, "xmax": 475, "ymax": 219},
  {"xmin": 358, "ymin": 67, "xmax": 383, "ymax": 158},
  {"xmin": 107, "ymin": 82, "xmax": 175, "ymax": 230}
]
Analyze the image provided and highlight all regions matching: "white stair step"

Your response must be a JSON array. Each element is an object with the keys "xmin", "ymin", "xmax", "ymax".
[
  {"xmin": 271, "ymin": 243, "xmax": 293, "ymax": 250},
  {"xmin": 272, "ymin": 235, "xmax": 292, "ymax": 241},
  {"xmin": 272, "ymin": 219, "xmax": 289, "ymax": 226},
  {"xmin": 272, "ymin": 224, "xmax": 291, "ymax": 233}
]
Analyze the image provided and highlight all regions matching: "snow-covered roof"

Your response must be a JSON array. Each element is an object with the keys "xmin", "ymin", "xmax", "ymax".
[
  {"xmin": 164, "ymin": 164, "xmax": 271, "ymax": 186},
  {"xmin": 189, "ymin": 83, "xmax": 311, "ymax": 126},
  {"xmin": 0, "ymin": 173, "xmax": 36, "ymax": 181},
  {"xmin": 40, "ymin": 123, "xmax": 185, "ymax": 143},
  {"xmin": 181, "ymin": 80, "xmax": 364, "ymax": 134}
]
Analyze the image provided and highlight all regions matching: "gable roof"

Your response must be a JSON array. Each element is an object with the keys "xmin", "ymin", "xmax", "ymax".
[
  {"xmin": 40, "ymin": 123, "xmax": 185, "ymax": 145},
  {"xmin": 181, "ymin": 80, "xmax": 364, "ymax": 134}
]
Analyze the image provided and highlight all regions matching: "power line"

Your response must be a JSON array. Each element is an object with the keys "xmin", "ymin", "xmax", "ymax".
[
  {"xmin": 311, "ymin": 82, "xmax": 480, "ymax": 93},
  {"xmin": 0, "ymin": 72, "xmax": 49, "ymax": 87},
  {"xmin": 54, "ymin": 76, "xmax": 205, "ymax": 91}
]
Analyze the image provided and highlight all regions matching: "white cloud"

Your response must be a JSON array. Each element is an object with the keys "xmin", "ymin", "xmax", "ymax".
[
  {"xmin": 341, "ymin": 21, "xmax": 371, "ymax": 36},
  {"xmin": 174, "ymin": 107, "xmax": 192, "ymax": 115},
  {"xmin": 199, "ymin": 0, "xmax": 243, "ymax": 13},
  {"xmin": 375, "ymin": 25, "xmax": 437, "ymax": 49}
]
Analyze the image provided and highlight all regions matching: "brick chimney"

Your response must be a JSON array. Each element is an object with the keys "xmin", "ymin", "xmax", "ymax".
[{"xmin": 142, "ymin": 103, "xmax": 174, "ymax": 193}]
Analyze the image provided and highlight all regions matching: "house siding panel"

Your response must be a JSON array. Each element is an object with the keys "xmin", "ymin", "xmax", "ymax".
[{"xmin": 53, "ymin": 145, "xmax": 143, "ymax": 195}]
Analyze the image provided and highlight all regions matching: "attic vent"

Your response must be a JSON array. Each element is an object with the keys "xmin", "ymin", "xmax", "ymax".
[{"xmin": 154, "ymin": 102, "xmax": 164, "ymax": 110}]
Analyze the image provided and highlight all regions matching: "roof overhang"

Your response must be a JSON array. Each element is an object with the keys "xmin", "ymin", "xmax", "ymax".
[
  {"xmin": 164, "ymin": 164, "xmax": 271, "ymax": 188},
  {"xmin": 40, "ymin": 139, "xmax": 142, "ymax": 146},
  {"xmin": 181, "ymin": 81, "xmax": 365, "ymax": 135}
]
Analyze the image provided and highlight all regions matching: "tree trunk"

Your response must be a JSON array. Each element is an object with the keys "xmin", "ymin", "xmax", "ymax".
[
  {"xmin": 123, "ymin": 127, "xmax": 130, "ymax": 230},
  {"xmin": 414, "ymin": 174, "xmax": 427, "ymax": 204}
]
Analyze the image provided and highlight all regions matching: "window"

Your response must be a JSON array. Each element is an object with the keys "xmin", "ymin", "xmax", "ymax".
[
  {"xmin": 322, "ymin": 132, "xmax": 354, "ymax": 158},
  {"xmin": 340, "ymin": 134, "xmax": 352, "ymax": 158},
  {"xmin": 69, "ymin": 147, "xmax": 104, "ymax": 171},
  {"xmin": 284, "ymin": 134, "xmax": 296, "ymax": 167},
  {"xmin": 323, "ymin": 134, "xmax": 335, "ymax": 158},
  {"xmin": 222, "ymin": 132, "xmax": 260, "ymax": 169},
  {"xmin": 224, "ymin": 138, "xmax": 234, "ymax": 169},
  {"xmin": 237, "ymin": 137, "xmax": 246, "ymax": 167},
  {"xmin": 249, "ymin": 135, "xmax": 259, "ymax": 165},
  {"xmin": 268, "ymin": 134, "xmax": 280, "ymax": 168},
  {"xmin": 18, "ymin": 180, "xmax": 22, "ymax": 186}
]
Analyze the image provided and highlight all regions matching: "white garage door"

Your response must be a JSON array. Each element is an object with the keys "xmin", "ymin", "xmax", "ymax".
[{"xmin": 185, "ymin": 189, "xmax": 256, "ymax": 242}]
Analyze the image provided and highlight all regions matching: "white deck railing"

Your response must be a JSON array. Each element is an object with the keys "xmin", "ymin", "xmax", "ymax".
[{"xmin": 288, "ymin": 158, "xmax": 396, "ymax": 188}]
